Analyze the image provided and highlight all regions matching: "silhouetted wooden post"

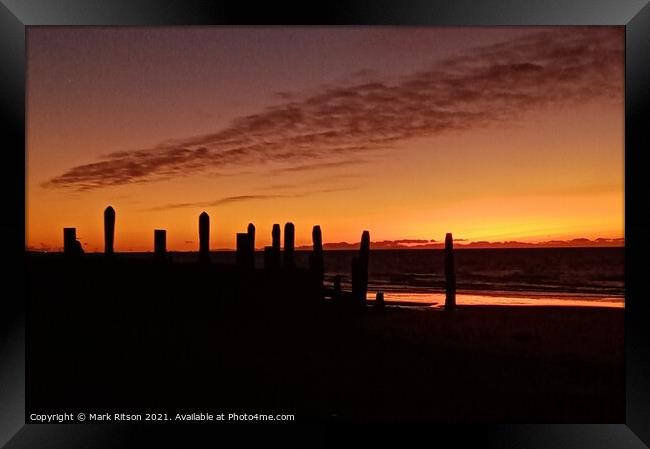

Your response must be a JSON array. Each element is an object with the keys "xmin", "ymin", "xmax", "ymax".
[
  {"xmin": 283, "ymin": 222, "xmax": 295, "ymax": 269},
  {"xmin": 198, "ymin": 212, "xmax": 210, "ymax": 263},
  {"xmin": 154, "ymin": 229, "xmax": 167, "ymax": 259},
  {"xmin": 236, "ymin": 233, "xmax": 252, "ymax": 269},
  {"xmin": 247, "ymin": 223, "xmax": 256, "ymax": 269},
  {"xmin": 63, "ymin": 227, "xmax": 75, "ymax": 255},
  {"xmin": 359, "ymin": 230, "xmax": 370, "ymax": 306},
  {"xmin": 311, "ymin": 225, "xmax": 323, "ymax": 262},
  {"xmin": 63, "ymin": 227, "xmax": 83, "ymax": 256},
  {"xmin": 351, "ymin": 231, "xmax": 370, "ymax": 306},
  {"xmin": 310, "ymin": 225, "xmax": 324, "ymax": 294},
  {"xmin": 375, "ymin": 291, "xmax": 385, "ymax": 309},
  {"xmin": 267, "ymin": 224, "xmax": 281, "ymax": 269},
  {"xmin": 445, "ymin": 232, "xmax": 456, "ymax": 311},
  {"xmin": 272, "ymin": 224, "xmax": 281, "ymax": 252},
  {"xmin": 104, "ymin": 206, "xmax": 115, "ymax": 256}
]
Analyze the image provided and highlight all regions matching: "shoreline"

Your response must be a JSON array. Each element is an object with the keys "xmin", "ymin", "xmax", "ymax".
[{"xmin": 364, "ymin": 290, "xmax": 624, "ymax": 309}]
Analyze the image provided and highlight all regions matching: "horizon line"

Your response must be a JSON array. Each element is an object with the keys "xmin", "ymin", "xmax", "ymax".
[{"xmin": 26, "ymin": 236, "xmax": 625, "ymax": 253}]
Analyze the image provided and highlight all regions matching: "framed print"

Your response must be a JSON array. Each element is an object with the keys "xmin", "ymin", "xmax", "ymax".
[{"xmin": 1, "ymin": 0, "xmax": 649, "ymax": 447}]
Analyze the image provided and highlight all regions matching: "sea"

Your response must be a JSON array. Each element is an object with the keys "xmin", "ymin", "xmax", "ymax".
[{"xmin": 167, "ymin": 247, "xmax": 624, "ymax": 308}]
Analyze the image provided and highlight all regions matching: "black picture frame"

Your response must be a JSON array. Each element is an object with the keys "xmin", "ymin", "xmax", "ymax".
[{"xmin": 1, "ymin": 1, "xmax": 648, "ymax": 446}]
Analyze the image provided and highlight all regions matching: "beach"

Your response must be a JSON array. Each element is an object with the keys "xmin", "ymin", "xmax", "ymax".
[
  {"xmin": 172, "ymin": 303, "xmax": 624, "ymax": 422},
  {"xmin": 27, "ymin": 253, "xmax": 624, "ymax": 422}
]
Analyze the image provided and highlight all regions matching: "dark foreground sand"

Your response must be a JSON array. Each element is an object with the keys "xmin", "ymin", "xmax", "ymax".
[
  {"xmin": 358, "ymin": 305, "xmax": 624, "ymax": 422},
  {"xmin": 193, "ymin": 304, "xmax": 625, "ymax": 422},
  {"xmin": 32, "ymin": 303, "xmax": 623, "ymax": 422},
  {"xmin": 28, "ymin": 256, "xmax": 623, "ymax": 422}
]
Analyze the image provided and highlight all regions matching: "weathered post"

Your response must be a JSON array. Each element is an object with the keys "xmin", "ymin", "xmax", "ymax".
[
  {"xmin": 199, "ymin": 211, "xmax": 210, "ymax": 263},
  {"xmin": 63, "ymin": 227, "xmax": 76, "ymax": 256},
  {"xmin": 104, "ymin": 206, "xmax": 115, "ymax": 256},
  {"xmin": 247, "ymin": 223, "xmax": 256, "ymax": 269},
  {"xmin": 359, "ymin": 230, "xmax": 370, "ymax": 306},
  {"xmin": 283, "ymin": 222, "xmax": 295, "ymax": 269},
  {"xmin": 311, "ymin": 225, "xmax": 323, "ymax": 263},
  {"xmin": 272, "ymin": 224, "xmax": 281, "ymax": 252},
  {"xmin": 63, "ymin": 227, "xmax": 83, "ymax": 256},
  {"xmin": 268, "ymin": 223, "xmax": 281, "ymax": 268},
  {"xmin": 154, "ymin": 229, "xmax": 167, "ymax": 259},
  {"xmin": 445, "ymin": 232, "xmax": 456, "ymax": 311},
  {"xmin": 310, "ymin": 225, "xmax": 324, "ymax": 295}
]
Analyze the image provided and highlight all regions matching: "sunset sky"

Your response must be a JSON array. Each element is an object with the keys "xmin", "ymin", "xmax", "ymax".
[{"xmin": 26, "ymin": 27, "xmax": 624, "ymax": 252}]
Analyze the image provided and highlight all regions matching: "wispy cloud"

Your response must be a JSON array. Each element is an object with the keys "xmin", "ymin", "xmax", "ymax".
[
  {"xmin": 270, "ymin": 159, "xmax": 370, "ymax": 173},
  {"xmin": 44, "ymin": 28, "xmax": 622, "ymax": 190},
  {"xmin": 148, "ymin": 194, "xmax": 287, "ymax": 211},
  {"xmin": 146, "ymin": 186, "xmax": 357, "ymax": 211}
]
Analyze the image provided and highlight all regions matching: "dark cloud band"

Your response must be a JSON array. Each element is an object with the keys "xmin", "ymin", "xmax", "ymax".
[{"xmin": 44, "ymin": 28, "xmax": 622, "ymax": 191}]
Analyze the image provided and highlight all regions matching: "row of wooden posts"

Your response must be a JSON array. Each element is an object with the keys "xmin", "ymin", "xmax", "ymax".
[{"xmin": 62, "ymin": 206, "xmax": 457, "ymax": 310}]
